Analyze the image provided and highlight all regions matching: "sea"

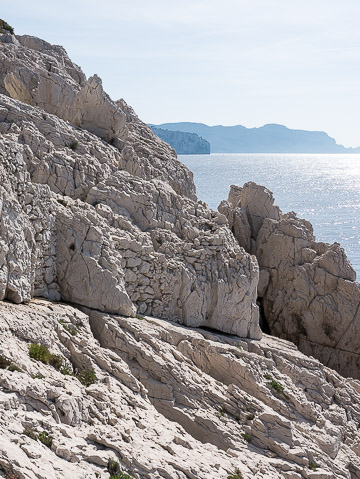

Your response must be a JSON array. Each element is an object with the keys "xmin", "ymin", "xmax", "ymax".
[{"xmin": 179, "ymin": 153, "xmax": 360, "ymax": 279}]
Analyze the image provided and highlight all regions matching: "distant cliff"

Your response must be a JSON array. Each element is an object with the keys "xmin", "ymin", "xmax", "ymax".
[
  {"xmin": 152, "ymin": 122, "xmax": 360, "ymax": 153},
  {"xmin": 151, "ymin": 126, "xmax": 210, "ymax": 154}
]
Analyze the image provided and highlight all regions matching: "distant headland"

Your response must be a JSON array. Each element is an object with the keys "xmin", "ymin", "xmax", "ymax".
[
  {"xmin": 151, "ymin": 122, "xmax": 360, "ymax": 154},
  {"xmin": 150, "ymin": 126, "xmax": 210, "ymax": 155}
]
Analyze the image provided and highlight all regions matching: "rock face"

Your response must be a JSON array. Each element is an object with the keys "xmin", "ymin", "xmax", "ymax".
[
  {"xmin": 1, "ymin": 300, "xmax": 360, "ymax": 479},
  {"xmin": 151, "ymin": 127, "xmax": 211, "ymax": 155},
  {"xmin": 219, "ymin": 182, "xmax": 360, "ymax": 379},
  {"xmin": 2, "ymin": 27, "xmax": 360, "ymax": 479},
  {"xmin": 0, "ymin": 32, "xmax": 261, "ymax": 338}
]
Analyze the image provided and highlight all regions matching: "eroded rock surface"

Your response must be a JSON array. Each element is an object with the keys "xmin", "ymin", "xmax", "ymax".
[
  {"xmin": 1, "ymin": 300, "xmax": 360, "ymax": 479},
  {"xmin": 220, "ymin": 182, "xmax": 360, "ymax": 378},
  {"xmin": 0, "ymin": 33, "xmax": 261, "ymax": 337}
]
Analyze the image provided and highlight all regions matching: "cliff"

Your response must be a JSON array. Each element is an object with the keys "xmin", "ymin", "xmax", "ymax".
[
  {"xmin": 1, "ymin": 27, "xmax": 360, "ymax": 479},
  {"xmin": 219, "ymin": 182, "xmax": 360, "ymax": 379},
  {"xmin": 150, "ymin": 127, "xmax": 210, "ymax": 154},
  {"xmin": 153, "ymin": 122, "xmax": 360, "ymax": 153}
]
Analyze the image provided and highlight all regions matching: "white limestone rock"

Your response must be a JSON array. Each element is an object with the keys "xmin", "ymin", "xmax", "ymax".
[
  {"xmin": 0, "ymin": 300, "xmax": 360, "ymax": 478},
  {"xmin": 0, "ymin": 49, "xmax": 260, "ymax": 337},
  {"xmin": 0, "ymin": 34, "xmax": 196, "ymax": 200},
  {"xmin": 220, "ymin": 182, "xmax": 360, "ymax": 378}
]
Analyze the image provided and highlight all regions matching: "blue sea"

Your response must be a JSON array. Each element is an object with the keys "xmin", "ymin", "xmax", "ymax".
[{"xmin": 180, "ymin": 153, "xmax": 360, "ymax": 278}]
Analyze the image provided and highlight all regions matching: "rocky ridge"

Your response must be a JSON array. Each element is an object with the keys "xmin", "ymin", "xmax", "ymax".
[
  {"xmin": 219, "ymin": 182, "xmax": 360, "ymax": 379},
  {"xmin": 0, "ymin": 32, "xmax": 260, "ymax": 338},
  {"xmin": 1, "ymin": 28, "xmax": 360, "ymax": 479}
]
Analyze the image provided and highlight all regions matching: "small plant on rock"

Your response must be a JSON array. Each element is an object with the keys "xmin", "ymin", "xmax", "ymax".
[
  {"xmin": 77, "ymin": 368, "xmax": 97, "ymax": 387},
  {"xmin": 58, "ymin": 319, "xmax": 78, "ymax": 336},
  {"xmin": 60, "ymin": 364, "xmax": 73, "ymax": 376},
  {"xmin": 0, "ymin": 19, "xmax": 14, "ymax": 34},
  {"xmin": 107, "ymin": 459, "xmax": 121, "ymax": 475},
  {"xmin": 37, "ymin": 431, "xmax": 53, "ymax": 448},
  {"xmin": 107, "ymin": 458, "xmax": 134, "ymax": 479},
  {"xmin": 29, "ymin": 343, "xmax": 50, "ymax": 363},
  {"xmin": 242, "ymin": 432, "xmax": 251, "ymax": 443},
  {"xmin": 309, "ymin": 462, "xmax": 319, "ymax": 471},
  {"xmin": 8, "ymin": 364, "xmax": 22, "ymax": 373},
  {"xmin": 246, "ymin": 413, "xmax": 255, "ymax": 421},
  {"xmin": 28, "ymin": 343, "xmax": 63, "ymax": 371},
  {"xmin": 0, "ymin": 356, "xmax": 22, "ymax": 372},
  {"xmin": 227, "ymin": 469, "xmax": 244, "ymax": 479},
  {"xmin": 264, "ymin": 374, "xmax": 289, "ymax": 400}
]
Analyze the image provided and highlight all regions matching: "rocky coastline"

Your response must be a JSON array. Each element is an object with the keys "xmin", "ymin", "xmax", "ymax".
[
  {"xmin": 150, "ymin": 127, "xmax": 210, "ymax": 155},
  {"xmin": 0, "ymin": 29, "xmax": 360, "ymax": 479}
]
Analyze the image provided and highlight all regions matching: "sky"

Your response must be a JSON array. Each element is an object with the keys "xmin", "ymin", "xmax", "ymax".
[{"xmin": 2, "ymin": 0, "xmax": 360, "ymax": 147}]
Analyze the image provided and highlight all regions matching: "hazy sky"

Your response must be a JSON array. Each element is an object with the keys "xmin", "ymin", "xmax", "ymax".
[{"xmin": 3, "ymin": 1, "xmax": 360, "ymax": 147}]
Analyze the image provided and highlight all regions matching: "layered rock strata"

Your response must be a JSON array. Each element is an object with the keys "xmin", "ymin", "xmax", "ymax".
[
  {"xmin": 0, "ymin": 32, "xmax": 260, "ymax": 337},
  {"xmin": 1, "ymin": 300, "xmax": 360, "ymax": 478},
  {"xmin": 219, "ymin": 182, "xmax": 360, "ymax": 378}
]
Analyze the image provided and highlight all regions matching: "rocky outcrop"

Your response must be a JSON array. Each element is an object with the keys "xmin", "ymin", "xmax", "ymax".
[
  {"xmin": 0, "ymin": 33, "xmax": 261, "ymax": 338},
  {"xmin": 2, "ymin": 25, "xmax": 360, "ymax": 479},
  {"xmin": 220, "ymin": 182, "xmax": 360, "ymax": 378},
  {"xmin": 1, "ymin": 300, "xmax": 360, "ymax": 478},
  {"xmin": 151, "ymin": 127, "xmax": 211, "ymax": 155},
  {"xmin": 0, "ymin": 32, "xmax": 196, "ymax": 200}
]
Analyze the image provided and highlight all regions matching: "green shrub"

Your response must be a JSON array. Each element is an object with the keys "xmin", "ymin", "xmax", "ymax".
[
  {"xmin": 309, "ymin": 462, "xmax": 319, "ymax": 471},
  {"xmin": 59, "ymin": 319, "xmax": 78, "ymax": 336},
  {"xmin": 24, "ymin": 429, "xmax": 53, "ymax": 449},
  {"xmin": 107, "ymin": 458, "xmax": 134, "ymax": 479},
  {"xmin": 264, "ymin": 374, "xmax": 289, "ymax": 399},
  {"xmin": 107, "ymin": 459, "xmax": 120, "ymax": 475},
  {"xmin": 28, "ymin": 343, "xmax": 63, "ymax": 371},
  {"xmin": 242, "ymin": 432, "xmax": 251, "ymax": 443},
  {"xmin": 38, "ymin": 431, "xmax": 53, "ymax": 448},
  {"xmin": 136, "ymin": 314, "xmax": 144, "ymax": 320},
  {"xmin": 77, "ymin": 368, "xmax": 97, "ymax": 387},
  {"xmin": 8, "ymin": 364, "xmax": 22, "ymax": 373},
  {"xmin": 227, "ymin": 469, "xmax": 244, "ymax": 479},
  {"xmin": 60, "ymin": 364, "xmax": 73, "ymax": 376},
  {"xmin": 109, "ymin": 473, "xmax": 134, "ymax": 479},
  {"xmin": 269, "ymin": 379, "xmax": 285, "ymax": 394},
  {"xmin": 48, "ymin": 354, "xmax": 63, "ymax": 370},
  {"xmin": 32, "ymin": 373, "xmax": 45, "ymax": 379},
  {"xmin": 29, "ymin": 343, "xmax": 50, "ymax": 363},
  {"xmin": 246, "ymin": 413, "xmax": 255, "ymax": 421},
  {"xmin": 0, "ymin": 19, "xmax": 14, "ymax": 34}
]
